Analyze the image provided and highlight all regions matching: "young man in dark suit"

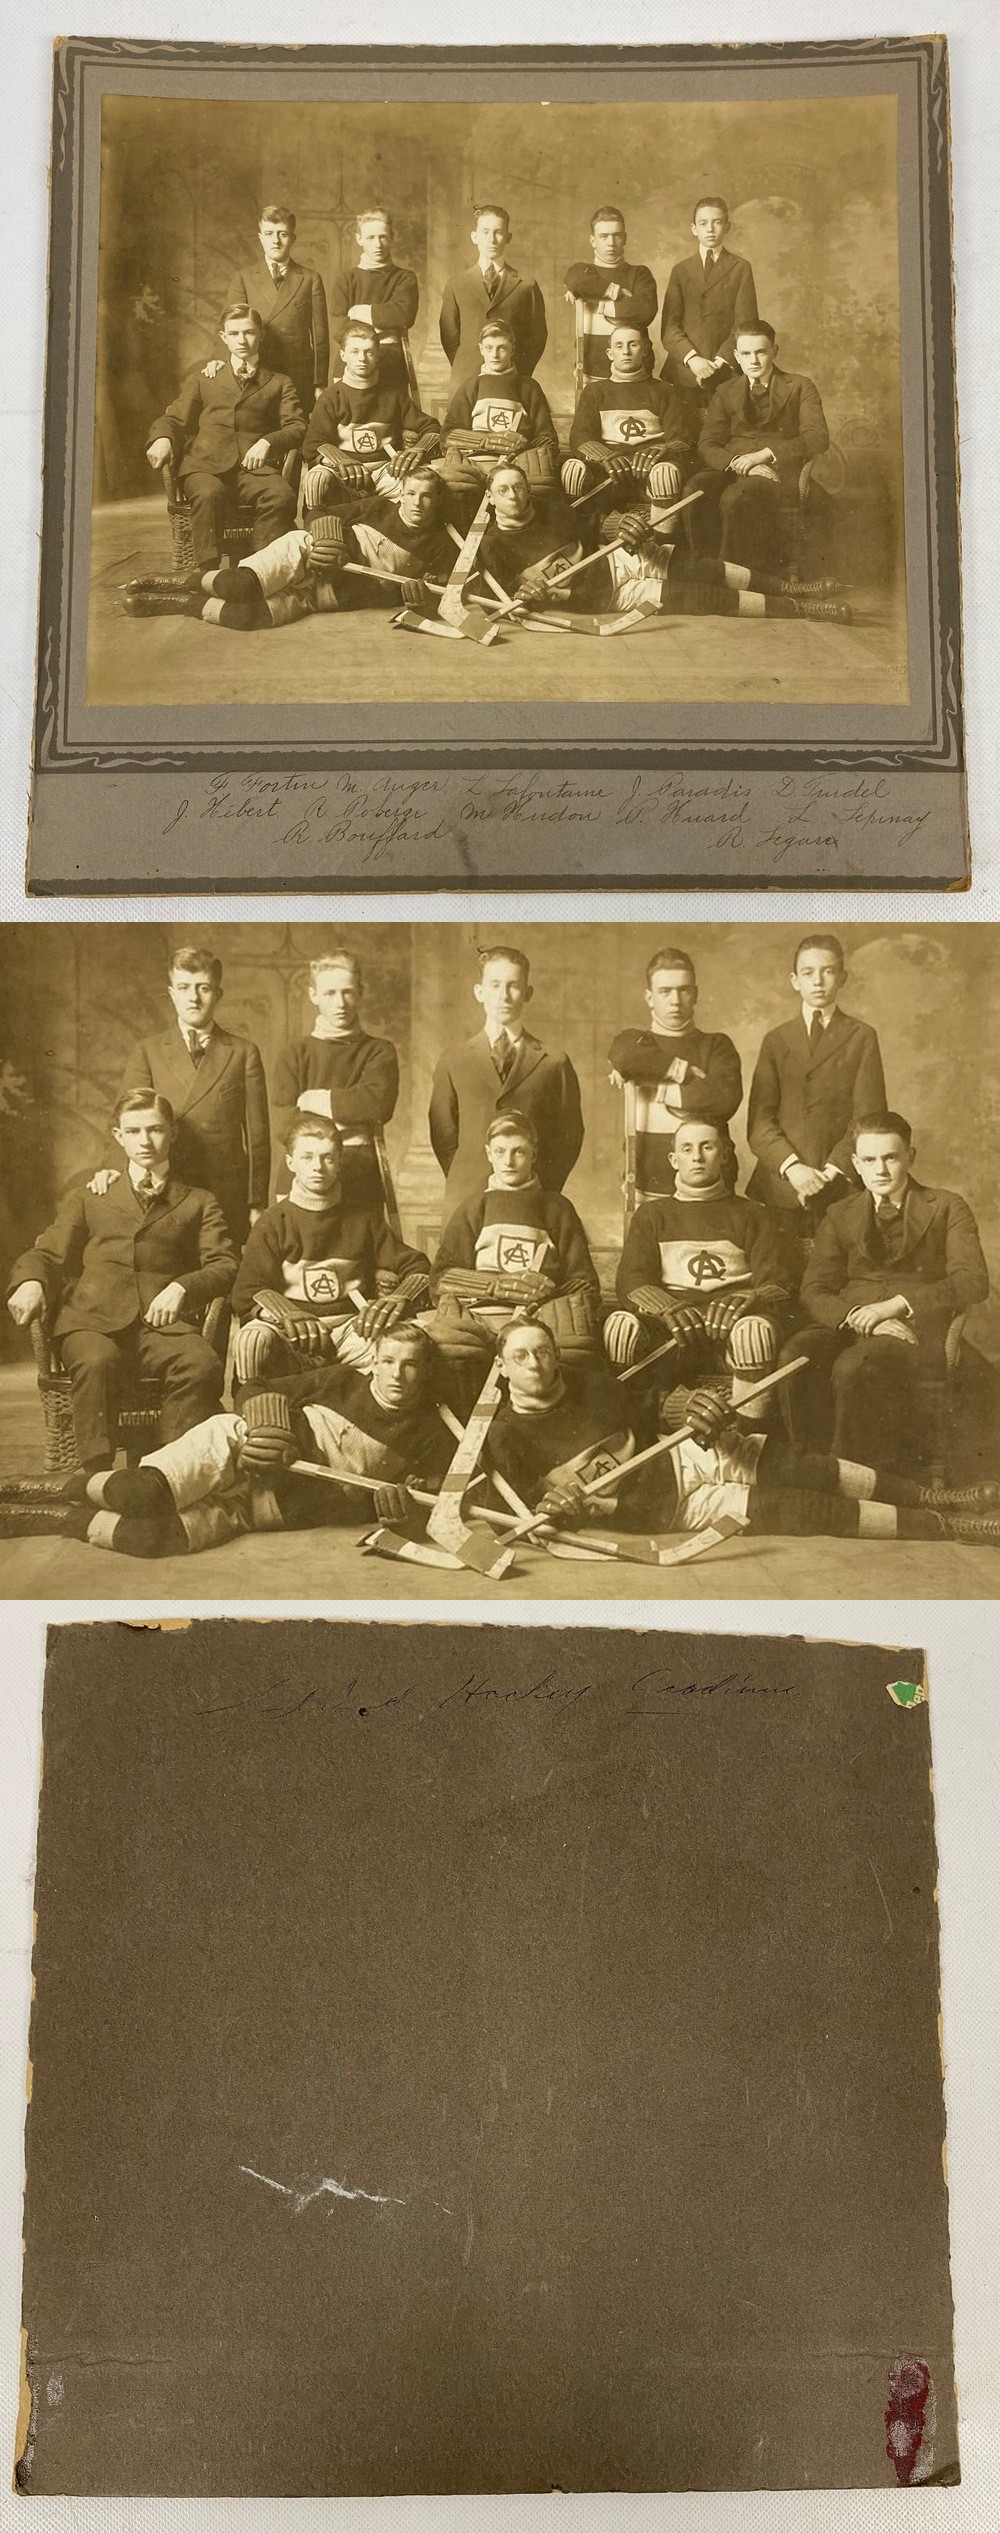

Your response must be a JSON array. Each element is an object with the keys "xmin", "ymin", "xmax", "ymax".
[
  {"xmin": 747, "ymin": 935, "xmax": 886, "ymax": 1233},
  {"xmin": 660, "ymin": 198, "xmax": 758, "ymax": 403},
  {"xmin": 439, "ymin": 205, "xmax": 547, "ymax": 395},
  {"xmin": 782, "ymin": 1111, "xmax": 991, "ymax": 1469},
  {"xmin": 328, "ymin": 209, "xmax": 419, "ymax": 397},
  {"xmin": 693, "ymin": 319, "xmax": 831, "ymax": 571},
  {"xmin": 563, "ymin": 205, "xmax": 658, "ymax": 388},
  {"xmin": 142, "ymin": 305, "xmax": 304, "ymax": 571},
  {"xmin": 111, "ymin": 946, "xmax": 270, "ymax": 1247},
  {"xmin": 225, "ymin": 203, "xmax": 329, "ymax": 420},
  {"xmin": 6, "ymin": 1091, "xmax": 236, "ymax": 1479},
  {"xmin": 428, "ymin": 946, "xmax": 583, "ymax": 1223}
]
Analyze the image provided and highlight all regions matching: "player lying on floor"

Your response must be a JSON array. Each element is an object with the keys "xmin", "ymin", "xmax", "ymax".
[
  {"xmin": 229, "ymin": 1114, "xmax": 430, "ymax": 1383},
  {"xmin": 424, "ymin": 1107, "xmax": 602, "ymax": 1382},
  {"xmin": 483, "ymin": 1316, "xmax": 1000, "ymax": 1545},
  {"xmin": 126, "ymin": 464, "xmax": 456, "ymax": 627},
  {"xmin": 605, "ymin": 1114, "xmax": 791, "ymax": 1383},
  {"xmin": 2, "ymin": 1325, "xmax": 453, "ymax": 1557},
  {"xmin": 470, "ymin": 465, "xmax": 851, "ymax": 623}
]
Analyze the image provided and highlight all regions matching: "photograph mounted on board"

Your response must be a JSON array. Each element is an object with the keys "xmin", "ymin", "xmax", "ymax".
[
  {"xmin": 29, "ymin": 37, "xmax": 965, "ymax": 891},
  {"xmin": 1, "ymin": 918, "xmax": 997, "ymax": 1603}
]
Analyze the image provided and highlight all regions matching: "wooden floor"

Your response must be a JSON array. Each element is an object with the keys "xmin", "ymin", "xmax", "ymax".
[
  {"xmin": 86, "ymin": 496, "xmax": 910, "ymax": 711},
  {"xmin": 2, "ymin": 1366, "xmax": 994, "ymax": 1605}
]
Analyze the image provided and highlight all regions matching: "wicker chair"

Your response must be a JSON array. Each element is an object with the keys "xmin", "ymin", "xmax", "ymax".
[
  {"xmin": 161, "ymin": 454, "xmax": 300, "ymax": 573},
  {"xmin": 29, "ymin": 1298, "xmax": 231, "ymax": 1478}
]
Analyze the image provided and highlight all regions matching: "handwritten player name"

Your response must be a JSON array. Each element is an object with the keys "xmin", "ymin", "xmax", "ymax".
[{"xmin": 157, "ymin": 767, "xmax": 934, "ymax": 875}]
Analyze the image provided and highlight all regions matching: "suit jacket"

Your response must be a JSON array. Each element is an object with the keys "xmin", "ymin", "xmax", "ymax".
[
  {"xmin": 118, "ymin": 1026, "xmax": 270, "ymax": 1243},
  {"xmin": 747, "ymin": 1010, "xmax": 886, "ymax": 1212},
  {"xmin": 226, "ymin": 255, "xmax": 330, "ymax": 407},
  {"xmin": 801, "ymin": 1180, "xmax": 989, "ymax": 1339},
  {"xmin": 149, "ymin": 361, "xmax": 305, "ymax": 481},
  {"xmin": 697, "ymin": 366, "xmax": 830, "ymax": 489},
  {"xmin": 428, "ymin": 1031, "xmax": 584, "ymax": 1219},
  {"xmin": 660, "ymin": 250, "xmax": 758, "ymax": 390},
  {"xmin": 9, "ymin": 1178, "xmax": 236, "ymax": 1341},
  {"xmin": 439, "ymin": 265, "xmax": 547, "ymax": 391}
]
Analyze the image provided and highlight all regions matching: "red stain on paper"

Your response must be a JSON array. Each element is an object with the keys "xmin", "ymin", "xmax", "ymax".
[{"xmin": 885, "ymin": 2359, "xmax": 932, "ymax": 2484}]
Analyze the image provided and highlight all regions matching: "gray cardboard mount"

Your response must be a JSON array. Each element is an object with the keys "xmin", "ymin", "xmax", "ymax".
[
  {"xmin": 28, "ymin": 38, "xmax": 967, "ymax": 894},
  {"xmin": 17, "ymin": 1620, "xmax": 957, "ymax": 2496}
]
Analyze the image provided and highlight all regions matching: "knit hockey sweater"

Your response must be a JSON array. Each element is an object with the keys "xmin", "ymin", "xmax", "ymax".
[
  {"xmin": 302, "ymin": 380, "xmax": 436, "ymax": 464},
  {"xmin": 431, "ymin": 1183, "xmax": 600, "ymax": 1298},
  {"xmin": 569, "ymin": 374, "xmax": 692, "ymax": 460},
  {"xmin": 231, "ymin": 1199, "xmax": 427, "ymax": 1320},
  {"xmin": 617, "ymin": 1190, "xmax": 788, "ymax": 1307}
]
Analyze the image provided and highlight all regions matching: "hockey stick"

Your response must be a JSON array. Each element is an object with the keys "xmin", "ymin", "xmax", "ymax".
[{"xmin": 496, "ymin": 1354, "xmax": 809, "ymax": 1542}]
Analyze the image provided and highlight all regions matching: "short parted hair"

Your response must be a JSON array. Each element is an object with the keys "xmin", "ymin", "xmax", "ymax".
[
  {"xmin": 591, "ymin": 204, "xmax": 626, "ymax": 229},
  {"xmin": 374, "ymin": 1319, "xmax": 436, "ymax": 1373},
  {"xmin": 853, "ymin": 1110, "xmax": 914, "ymax": 1149},
  {"xmin": 736, "ymin": 318, "xmax": 777, "ymax": 347},
  {"xmin": 495, "ymin": 1311, "xmax": 558, "ymax": 1361},
  {"xmin": 486, "ymin": 1107, "xmax": 538, "ymax": 1148},
  {"xmin": 169, "ymin": 944, "xmax": 222, "ymax": 988},
  {"xmin": 342, "ymin": 318, "xmax": 379, "ymax": 349},
  {"xmin": 793, "ymin": 932, "xmax": 845, "ymax": 971},
  {"xmin": 479, "ymin": 316, "xmax": 516, "ymax": 345},
  {"xmin": 673, "ymin": 1113, "xmax": 727, "ymax": 1149},
  {"xmin": 398, "ymin": 465, "xmax": 444, "ymax": 499},
  {"xmin": 309, "ymin": 949, "xmax": 363, "ymax": 989},
  {"xmin": 478, "ymin": 943, "xmax": 530, "ymax": 983},
  {"xmin": 646, "ymin": 945, "xmax": 696, "ymax": 985},
  {"xmin": 221, "ymin": 302, "xmax": 263, "ymax": 331},
  {"xmin": 693, "ymin": 195, "xmax": 730, "ymax": 221},
  {"xmin": 356, "ymin": 206, "xmax": 392, "ymax": 230},
  {"xmin": 114, "ymin": 1088, "xmax": 175, "ymax": 1130},
  {"xmin": 487, "ymin": 461, "xmax": 528, "ymax": 493},
  {"xmin": 283, "ymin": 1114, "xmax": 342, "ymax": 1160},
  {"xmin": 259, "ymin": 203, "xmax": 297, "ymax": 234},
  {"xmin": 473, "ymin": 202, "xmax": 511, "ymax": 231}
]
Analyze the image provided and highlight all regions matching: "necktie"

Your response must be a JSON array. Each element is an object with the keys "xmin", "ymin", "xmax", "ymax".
[
  {"xmin": 269, "ymin": 264, "xmax": 286, "ymax": 283},
  {"xmin": 136, "ymin": 1169, "xmax": 157, "ymax": 1206},
  {"xmin": 493, "ymin": 1028, "xmax": 513, "ymax": 1080},
  {"xmin": 876, "ymin": 1199, "xmax": 898, "ymax": 1223},
  {"xmin": 484, "ymin": 262, "xmax": 498, "ymax": 297},
  {"xmin": 806, "ymin": 1012, "xmax": 820, "ymax": 1047},
  {"xmin": 186, "ymin": 1028, "xmax": 205, "ymax": 1065}
]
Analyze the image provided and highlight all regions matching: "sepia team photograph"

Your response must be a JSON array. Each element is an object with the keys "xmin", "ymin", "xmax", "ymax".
[
  {"xmin": 0, "ymin": 920, "xmax": 996, "ymax": 1604},
  {"xmin": 89, "ymin": 87, "xmax": 906, "ymax": 714}
]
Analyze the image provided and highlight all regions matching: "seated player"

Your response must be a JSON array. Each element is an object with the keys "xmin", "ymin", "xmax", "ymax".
[
  {"xmin": 138, "ymin": 304, "xmax": 304, "ymax": 577},
  {"xmin": 439, "ymin": 204, "xmax": 547, "ymax": 393},
  {"xmin": 660, "ymin": 197, "xmax": 758, "ymax": 407},
  {"xmin": 440, "ymin": 316, "xmax": 559, "ymax": 491},
  {"xmin": 561, "ymin": 320, "xmax": 692, "ymax": 509},
  {"xmin": 564, "ymin": 206, "xmax": 658, "ymax": 385},
  {"xmin": 605, "ymin": 1115, "xmax": 791, "ymax": 1383},
  {"xmin": 427, "ymin": 1108, "xmax": 602, "ymax": 1376},
  {"xmin": 328, "ymin": 208, "xmax": 419, "ymax": 395},
  {"xmin": 693, "ymin": 320, "xmax": 833, "ymax": 572},
  {"xmin": 229, "ymin": 1116, "xmax": 430, "ymax": 1385},
  {"xmin": 299, "ymin": 318, "xmax": 440, "ymax": 510},
  {"xmin": 484, "ymin": 1318, "xmax": 1000, "ymax": 1548},
  {"xmin": 608, "ymin": 945, "xmax": 742, "ymax": 1195},
  {"xmin": 271, "ymin": 947, "xmax": 398, "ymax": 1216},
  {"xmin": 127, "ymin": 466, "xmax": 454, "ymax": 628},
  {"xmin": 5, "ymin": 1091, "xmax": 235, "ymax": 1482},
  {"xmin": 781, "ymin": 1111, "xmax": 991, "ymax": 1469},
  {"xmin": 12, "ymin": 1324, "xmax": 453, "ymax": 1559}
]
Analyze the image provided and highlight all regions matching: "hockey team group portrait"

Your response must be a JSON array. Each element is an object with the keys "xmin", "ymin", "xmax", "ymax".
[
  {"xmin": 0, "ymin": 920, "xmax": 996, "ymax": 1603},
  {"xmin": 86, "ymin": 85, "xmax": 909, "ymax": 711}
]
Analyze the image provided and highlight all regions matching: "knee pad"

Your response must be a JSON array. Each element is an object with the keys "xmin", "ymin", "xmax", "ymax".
[
  {"xmin": 232, "ymin": 1319, "xmax": 280, "ymax": 1382},
  {"xmin": 603, "ymin": 1309, "xmax": 643, "ymax": 1370},
  {"xmin": 647, "ymin": 461, "xmax": 683, "ymax": 503},
  {"xmin": 561, "ymin": 457, "xmax": 588, "ymax": 499},
  {"xmin": 725, "ymin": 1314, "xmax": 777, "ymax": 1375},
  {"xmin": 102, "ymin": 1466, "xmax": 175, "ymax": 1518}
]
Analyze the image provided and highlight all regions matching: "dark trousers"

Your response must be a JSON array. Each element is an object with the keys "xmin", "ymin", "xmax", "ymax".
[
  {"xmin": 59, "ymin": 1324, "xmax": 225, "ymax": 1467},
  {"xmin": 779, "ymin": 1324, "xmax": 940, "ymax": 1468},
  {"xmin": 179, "ymin": 463, "xmax": 297, "ymax": 567}
]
